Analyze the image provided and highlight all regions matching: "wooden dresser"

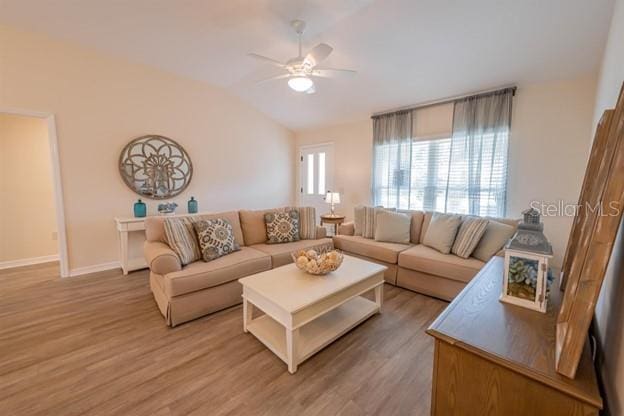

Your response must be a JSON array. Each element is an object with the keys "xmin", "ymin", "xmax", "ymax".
[{"xmin": 427, "ymin": 257, "xmax": 602, "ymax": 415}]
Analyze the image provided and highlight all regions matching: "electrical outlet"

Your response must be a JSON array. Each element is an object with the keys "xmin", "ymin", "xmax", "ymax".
[{"xmin": 52, "ymin": 231, "xmax": 58, "ymax": 241}]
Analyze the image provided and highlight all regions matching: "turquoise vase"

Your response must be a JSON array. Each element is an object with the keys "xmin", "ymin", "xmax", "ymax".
[
  {"xmin": 134, "ymin": 199, "xmax": 146, "ymax": 218},
  {"xmin": 188, "ymin": 196, "xmax": 198, "ymax": 214}
]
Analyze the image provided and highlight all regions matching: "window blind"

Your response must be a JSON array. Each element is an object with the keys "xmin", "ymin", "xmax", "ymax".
[{"xmin": 372, "ymin": 89, "xmax": 513, "ymax": 216}]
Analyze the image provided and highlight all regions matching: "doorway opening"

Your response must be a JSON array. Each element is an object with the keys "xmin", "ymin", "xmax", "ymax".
[{"xmin": 0, "ymin": 109, "xmax": 69, "ymax": 277}]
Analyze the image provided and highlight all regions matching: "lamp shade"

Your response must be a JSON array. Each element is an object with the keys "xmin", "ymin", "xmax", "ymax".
[{"xmin": 326, "ymin": 192, "xmax": 341, "ymax": 204}]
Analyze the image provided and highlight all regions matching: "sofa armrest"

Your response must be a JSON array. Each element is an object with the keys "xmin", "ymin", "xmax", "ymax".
[
  {"xmin": 315, "ymin": 225, "xmax": 327, "ymax": 239},
  {"xmin": 144, "ymin": 241, "xmax": 182, "ymax": 275},
  {"xmin": 337, "ymin": 222, "xmax": 355, "ymax": 236}
]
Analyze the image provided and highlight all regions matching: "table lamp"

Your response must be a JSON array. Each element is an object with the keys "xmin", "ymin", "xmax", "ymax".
[{"xmin": 325, "ymin": 192, "xmax": 341, "ymax": 216}]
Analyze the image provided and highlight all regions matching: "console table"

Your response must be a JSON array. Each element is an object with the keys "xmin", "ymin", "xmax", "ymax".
[
  {"xmin": 427, "ymin": 257, "xmax": 602, "ymax": 415},
  {"xmin": 115, "ymin": 212, "xmax": 213, "ymax": 275},
  {"xmin": 114, "ymin": 217, "xmax": 148, "ymax": 275}
]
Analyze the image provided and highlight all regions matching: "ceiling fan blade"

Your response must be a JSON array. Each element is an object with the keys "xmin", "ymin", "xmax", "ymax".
[
  {"xmin": 311, "ymin": 68, "xmax": 357, "ymax": 78},
  {"xmin": 255, "ymin": 73, "xmax": 291, "ymax": 84},
  {"xmin": 248, "ymin": 53, "xmax": 286, "ymax": 68},
  {"xmin": 304, "ymin": 43, "xmax": 333, "ymax": 67}
]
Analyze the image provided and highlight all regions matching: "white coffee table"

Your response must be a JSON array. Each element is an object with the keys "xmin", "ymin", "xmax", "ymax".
[{"xmin": 239, "ymin": 255, "xmax": 386, "ymax": 373}]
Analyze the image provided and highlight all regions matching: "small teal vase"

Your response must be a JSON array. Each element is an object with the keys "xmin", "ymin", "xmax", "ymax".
[
  {"xmin": 188, "ymin": 196, "xmax": 198, "ymax": 214},
  {"xmin": 134, "ymin": 199, "xmax": 147, "ymax": 218}
]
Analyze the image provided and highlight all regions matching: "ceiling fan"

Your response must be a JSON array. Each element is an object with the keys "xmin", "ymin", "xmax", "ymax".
[{"xmin": 249, "ymin": 19, "xmax": 356, "ymax": 94}]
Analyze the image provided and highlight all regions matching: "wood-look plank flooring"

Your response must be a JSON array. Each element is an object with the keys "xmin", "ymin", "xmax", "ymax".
[{"xmin": 0, "ymin": 262, "xmax": 447, "ymax": 416}]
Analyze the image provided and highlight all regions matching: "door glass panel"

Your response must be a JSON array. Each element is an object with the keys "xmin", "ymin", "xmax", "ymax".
[
  {"xmin": 318, "ymin": 152, "xmax": 326, "ymax": 195},
  {"xmin": 307, "ymin": 154, "xmax": 314, "ymax": 195}
]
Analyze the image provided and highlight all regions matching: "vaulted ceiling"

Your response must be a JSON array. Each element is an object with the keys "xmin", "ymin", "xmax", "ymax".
[{"xmin": 0, "ymin": 0, "xmax": 614, "ymax": 130}]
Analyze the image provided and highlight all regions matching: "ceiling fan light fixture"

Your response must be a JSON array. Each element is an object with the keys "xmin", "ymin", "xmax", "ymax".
[{"xmin": 288, "ymin": 76, "xmax": 314, "ymax": 92}]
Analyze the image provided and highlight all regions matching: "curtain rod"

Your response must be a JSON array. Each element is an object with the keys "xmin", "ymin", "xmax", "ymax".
[{"xmin": 371, "ymin": 84, "xmax": 517, "ymax": 118}]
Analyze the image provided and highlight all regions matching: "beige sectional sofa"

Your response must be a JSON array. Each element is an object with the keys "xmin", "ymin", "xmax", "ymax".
[
  {"xmin": 144, "ymin": 208, "xmax": 332, "ymax": 326},
  {"xmin": 333, "ymin": 210, "xmax": 518, "ymax": 301}
]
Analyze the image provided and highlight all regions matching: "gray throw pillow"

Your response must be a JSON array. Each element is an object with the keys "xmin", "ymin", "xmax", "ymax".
[
  {"xmin": 472, "ymin": 220, "xmax": 516, "ymax": 262},
  {"xmin": 374, "ymin": 210, "xmax": 411, "ymax": 244},
  {"xmin": 421, "ymin": 212, "xmax": 462, "ymax": 254}
]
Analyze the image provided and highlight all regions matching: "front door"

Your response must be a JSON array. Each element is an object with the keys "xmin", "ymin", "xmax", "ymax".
[{"xmin": 299, "ymin": 143, "xmax": 334, "ymax": 221}]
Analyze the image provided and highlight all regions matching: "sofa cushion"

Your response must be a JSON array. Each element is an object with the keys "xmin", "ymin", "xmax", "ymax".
[
  {"xmin": 406, "ymin": 210, "xmax": 425, "ymax": 244},
  {"xmin": 163, "ymin": 216, "xmax": 202, "ymax": 265},
  {"xmin": 239, "ymin": 209, "xmax": 272, "ymax": 246},
  {"xmin": 398, "ymin": 244, "xmax": 484, "ymax": 283},
  {"xmin": 472, "ymin": 220, "xmax": 516, "ymax": 262},
  {"xmin": 451, "ymin": 217, "xmax": 489, "ymax": 259},
  {"xmin": 353, "ymin": 205, "xmax": 366, "ymax": 236},
  {"xmin": 298, "ymin": 206, "xmax": 317, "ymax": 240},
  {"xmin": 252, "ymin": 238, "xmax": 333, "ymax": 268},
  {"xmin": 146, "ymin": 211, "xmax": 245, "ymax": 247},
  {"xmin": 194, "ymin": 218, "xmax": 241, "ymax": 262},
  {"xmin": 375, "ymin": 210, "xmax": 411, "ymax": 244},
  {"xmin": 338, "ymin": 222, "xmax": 355, "ymax": 236},
  {"xmin": 163, "ymin": 247, "xmax": 271, "ymax": 297},
  {"xmin": 145, "ymin": 216, "xmax": 168, "ymax": 244},
  {"xmin": 422, "ymin": 212, "xmax": 462, "ymax": 254},
  {"xmin": 354, "ymin": 206, "xmax": 396, "ymax": 238},
  {"xmin": 419, "ymin": 211, "xmax": 434, "ymax": 242},
  {"xmin": 333, "ymin": 235, "xmax": 411, "ymax": 264},
  {"xmin": 265, "ymin": 209, "xmax": 300, "ymax": 244}
]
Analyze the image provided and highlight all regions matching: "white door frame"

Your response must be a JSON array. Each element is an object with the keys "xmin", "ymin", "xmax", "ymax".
[
  {"xmin": 0, "ymin": 107, "xmax": 70, "ymax": 278},
  {"xmin": 298, "ymin": 142, "xmax": 335, "ymax": 207}
]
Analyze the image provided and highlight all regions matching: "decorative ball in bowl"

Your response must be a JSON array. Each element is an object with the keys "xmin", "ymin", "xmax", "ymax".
[{"xmin": 291, "ymin": 249, "xmax": 344, "ymax": 275}]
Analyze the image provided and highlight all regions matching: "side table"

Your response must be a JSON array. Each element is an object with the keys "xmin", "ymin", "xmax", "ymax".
[{"xmin": 320, "ymin": 214, "xmax": 345, "ymax": 236}]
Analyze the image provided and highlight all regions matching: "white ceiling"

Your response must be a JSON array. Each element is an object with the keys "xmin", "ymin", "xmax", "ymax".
[{"xmin": 0, "ymin": 0, "xmax": 614, "ymax": 130}]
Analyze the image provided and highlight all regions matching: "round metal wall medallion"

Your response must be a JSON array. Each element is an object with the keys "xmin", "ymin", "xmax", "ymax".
[{"xmin": 119, "ymin": 135, "xmax": 193, "ymax": 199}]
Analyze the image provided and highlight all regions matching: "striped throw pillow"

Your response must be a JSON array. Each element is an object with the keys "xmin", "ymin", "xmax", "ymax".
[
  {"xmin": 451, "ymin": 217, "xmax": 489, "ymax": 259},
  {"xmin": 164, "ymin": 217, "xmax": 202, "ymax": 266},
  {"xmin": 361, "ymin": 206, "xmax": 378, "ymax": 238},
  {"xmin": 357, "ymin": 206, "xmax": 397, "ymax": 239},
  {"xmin": 298, "ymin": 207, "xmax": 317, "ymax": 240},
  {"xmin": 353, "ymin": 205, "xmax": 365, "ymax": 236}
]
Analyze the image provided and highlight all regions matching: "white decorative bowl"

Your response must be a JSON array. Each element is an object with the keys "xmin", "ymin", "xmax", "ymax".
[{"xmin": 291, "ymin": 249, "xmax": 344, "ymax": 275}]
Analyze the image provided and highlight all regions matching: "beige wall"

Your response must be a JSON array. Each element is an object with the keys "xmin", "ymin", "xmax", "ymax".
[
  {"xmin": 295, "ymin": 120, "xmax": 372, "ymax": 221},
  {"xmin": 0, "ymin": 25, "xmax": 295, "ymax": 273},
  {"xmin": 508, "ymin": 75, "xmax": 597, "ymax": 267},
  {"xmin": 295, "ymin": 74, "xmax": 597, "ymax": 267},
  {"xmin": 592, "ymin": 0, "xmax": 624, "ymax": 414},
  {"xmin": 0, "ymin": 114, "xmax": 58, "ymax": 262}
]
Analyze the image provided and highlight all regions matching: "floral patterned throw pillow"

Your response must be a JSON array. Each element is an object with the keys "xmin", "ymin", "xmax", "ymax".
[
  {"xmin": 193, "ymin": 218, "xmax": 240, "ymax": 262},
  {"xmin": 264, "ymin": 209, "xmax": 300, "ymax": 244}
]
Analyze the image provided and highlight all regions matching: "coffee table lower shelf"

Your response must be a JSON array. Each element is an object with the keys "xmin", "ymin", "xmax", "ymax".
[{"xmin": 246, "ymin": 296, "xmax": 379, "ymax": 373}]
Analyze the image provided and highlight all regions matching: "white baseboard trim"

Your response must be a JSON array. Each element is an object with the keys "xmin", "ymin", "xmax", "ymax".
[
  {"xmin": 69, "ymin": 261, "xmax": 120, "ymax": 277},
  {"xmin": 0, "ymin": 255, "xmax": 59, "ymax": 270}
]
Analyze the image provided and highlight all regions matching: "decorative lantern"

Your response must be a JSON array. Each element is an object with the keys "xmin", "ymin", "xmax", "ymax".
[{"xmin": 501, "ymin": 208, "xmax": 553, "ymax": 313}]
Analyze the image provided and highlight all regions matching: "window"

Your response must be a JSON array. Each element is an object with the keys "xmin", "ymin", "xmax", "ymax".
[
  {"xmin": 372, "ymin": 90, "xmax": 513, "ymax": 217},
  {"xmin": 373, "ymin": 132, "xmax": 508, "ymax": 217},
  {"xmin": 374, "ymin": 137, "xmax": 451, "ymax": 211},
  {"xmin": 318, "ymin": 152, "xmax": 326, "ymax": 195},
  {"xmin": 306, "ymin": 154, "xmax": 314, "ymax": 195}
]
